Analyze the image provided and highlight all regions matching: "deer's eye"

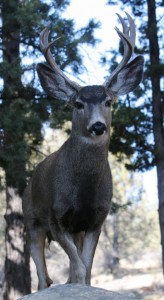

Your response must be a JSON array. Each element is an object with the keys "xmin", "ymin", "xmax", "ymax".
[
  {"xmin": 74, "ymin": 101, "xmax": 84, "ymax": 110},
  {"xmin": 105, "ymin": 100, "xmax": 112, "ymax": 107}
]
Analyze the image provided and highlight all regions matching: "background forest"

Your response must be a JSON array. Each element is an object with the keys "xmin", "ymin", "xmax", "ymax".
[{"xmin": 0, "ymin": 0, "xmax": 163, "ymax": 299}]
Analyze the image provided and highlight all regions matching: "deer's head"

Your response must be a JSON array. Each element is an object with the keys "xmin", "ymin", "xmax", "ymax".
[{"xmin": 37, "ymin": 13, "xmax": 144, "ymax": 141}]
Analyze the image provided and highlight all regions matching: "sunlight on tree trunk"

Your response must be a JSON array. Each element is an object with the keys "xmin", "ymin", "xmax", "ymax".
[{"xmin": 3, "ymin": 188, "xmax": 31, "ymax": 300}]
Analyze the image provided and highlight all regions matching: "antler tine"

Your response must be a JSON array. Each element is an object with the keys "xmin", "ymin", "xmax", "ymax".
[
  {"xmin": 103, "ymin": 13, "xmax": 136, "ymax": 88},
  {"xmin": 40, "ymin": 27, "xmax": 50, "ymax": 55},
  {"xmin": 40, "ymin": 27, "xmax": 61, "ymax": 67},
  {"xmin": 116, "ymin": 13, "xmax": 129, "ymax": 35},
  {"xmin": 125, "ymin": 12, "xmax": 136, "ymax": 51},
  {"xmin": 39, "ymin": 26, "xmax": 81, "ymax": 91},
  {"xmin": 116, "ymin": 13, "xmax": 136, "ymax": 52}
]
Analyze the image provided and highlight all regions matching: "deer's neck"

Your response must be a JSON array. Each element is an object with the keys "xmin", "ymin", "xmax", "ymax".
[{"xmin": 67, "ymin": 134, "xmax": 109, "ymax": 175}]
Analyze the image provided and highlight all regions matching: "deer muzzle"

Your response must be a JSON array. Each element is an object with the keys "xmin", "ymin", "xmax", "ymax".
[{"xmin": 89, "ymin": 122, "xmax": 107, "ymax": 136}]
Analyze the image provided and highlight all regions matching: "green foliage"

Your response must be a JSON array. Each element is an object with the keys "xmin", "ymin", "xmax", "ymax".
[
  {"xmin": 0, "ymin": 0, "xmax": 99, "ymax": 195},
  {"xmin": 110, "ymin": 96, "xmax": 154, "ymax": 171},
  {"xmin": 104, "ymin": 0, "xmax": 163, "ymax": 171},
  {"xmin": 0, "ymin": 97, "xmax": 43, "ymax": 192}
]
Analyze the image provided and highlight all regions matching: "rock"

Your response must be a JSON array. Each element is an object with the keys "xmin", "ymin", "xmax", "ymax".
[{"xmin": 19, "ymin": 284, "xmax": 137, "ymax": 300}]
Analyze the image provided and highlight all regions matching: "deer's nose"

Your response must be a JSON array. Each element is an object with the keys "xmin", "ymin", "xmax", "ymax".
[{"xmin": 89, "ymin": 122, "xmax": 107, "ymax": 136}]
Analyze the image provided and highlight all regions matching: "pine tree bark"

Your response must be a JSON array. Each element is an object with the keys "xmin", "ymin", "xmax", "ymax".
[{"xmin": 146, "ymin": 0, "xmax": 164, "ymax": 274}]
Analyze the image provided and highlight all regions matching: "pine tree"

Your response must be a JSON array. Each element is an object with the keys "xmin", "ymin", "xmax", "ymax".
[
  {"xmin": 0, "ymin": 0, "xmax": 99, "ymax": 298},
  {"xmin": 107, "ymin": 0, "xmax": 164, "ymax": 273}
]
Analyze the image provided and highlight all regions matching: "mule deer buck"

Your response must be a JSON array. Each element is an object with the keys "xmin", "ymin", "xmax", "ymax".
[{"xmin": 23, "ymin": 13, "xmax": 144, "ymax": 290}]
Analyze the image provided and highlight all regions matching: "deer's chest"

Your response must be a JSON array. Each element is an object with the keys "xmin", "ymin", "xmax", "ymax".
[
  {"xmin": 55, "ymin": 181, "xmax": 110, "ymax": 233},
  {"xmin": 61, "ymin": 204, "xmax": 108, "ymax": 233},
  {"xmin": 52, "ymin": 164, "xmax": 112, "ymax": 233}
]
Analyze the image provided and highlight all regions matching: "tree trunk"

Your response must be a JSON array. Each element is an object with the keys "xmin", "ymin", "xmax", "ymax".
[
  {"xmin": 112, "ymin": 213, "xmax": 120, "ymax": 269},
  {"xmin": 1, "ymin": 1, "xmax": 31, "ymax": 297},
  {"xmin": 157, "ymin": 162, "xmax": 164, "ymax": 275},
  {"xmin": 147, "ymin": 0, "xmax": 164, "ymax": 274},
  {"xmin": 3, "ymin": 188, "xmax": 31, "ymax": 300}
]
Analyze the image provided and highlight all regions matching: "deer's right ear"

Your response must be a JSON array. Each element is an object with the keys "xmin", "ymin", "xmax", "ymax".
[
  {"xmin": 108, "ymin": 56, "xmax": 144, "ymax": 96},
  {"xmin": 37, "ymin": 63, "xmax": 78, "ymax": 102}
]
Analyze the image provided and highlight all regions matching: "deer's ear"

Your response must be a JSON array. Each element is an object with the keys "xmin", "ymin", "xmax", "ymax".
[
  {"xmin": 37, "ymin": 63, "xmax": 77, "ymax": 102},
  {"xmin": 109, "ymin": 56, "xmax": 144, "ymax": 96}
]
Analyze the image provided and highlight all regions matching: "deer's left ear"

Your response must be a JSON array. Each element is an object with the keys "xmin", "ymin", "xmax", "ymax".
[
  {"xmin": 109, "ymin": 55, "xmax": 144, "ymax": 96},
  {"xmin": 37, "ymin": 63, "xmax": 78, "ymax": 102}
]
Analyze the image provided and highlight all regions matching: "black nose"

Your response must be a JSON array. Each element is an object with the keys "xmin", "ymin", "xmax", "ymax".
[{"xmin": 90, "ymin": 122, "xmax": 107, "ymax": 136}]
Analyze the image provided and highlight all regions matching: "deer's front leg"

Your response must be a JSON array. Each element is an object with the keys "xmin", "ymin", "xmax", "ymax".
[
  {"xmin": 81, "ymin": 227, "xmax": 101, "ymax": 285},
  {"xmin": 66, "ymin": 232, "xmax": 84, "ymax": 283},
  {"xmin": 30, "ymin": 227, "xmax": 53, "ymax": 290},
  {"xmin": 56, "ymin": 230, "xmax": 87, "ymax": 284}
]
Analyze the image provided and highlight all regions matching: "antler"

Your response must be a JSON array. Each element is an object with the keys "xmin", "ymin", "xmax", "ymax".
[
  {"xmin": 39, "ymin": 26, "xmax": 81, "ymax": 92},
  {"xmin": 103, "ymin": 13, "xmax": 136, "ymax": 88}
]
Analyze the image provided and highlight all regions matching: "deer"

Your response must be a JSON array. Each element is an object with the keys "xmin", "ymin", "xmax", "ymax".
[{"xmin": 22, "ymin": 13, "xmax": 144, "ymax": 290}]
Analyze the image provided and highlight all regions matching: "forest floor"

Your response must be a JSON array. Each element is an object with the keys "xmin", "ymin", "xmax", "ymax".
[
  {"xmin": 0, "ymin": 239, "xmax": 163, "ymax": 299},
  {"xmin": 0, "ymin": 209, "xmax": 163, "ymax": 300},
  {"xmin": 0, "ymin": 202, "xmax": 163, "ymax": 300},
  {"xmin": 28, "ymin": 242, "xmax": 164, "ymax": 300}
]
